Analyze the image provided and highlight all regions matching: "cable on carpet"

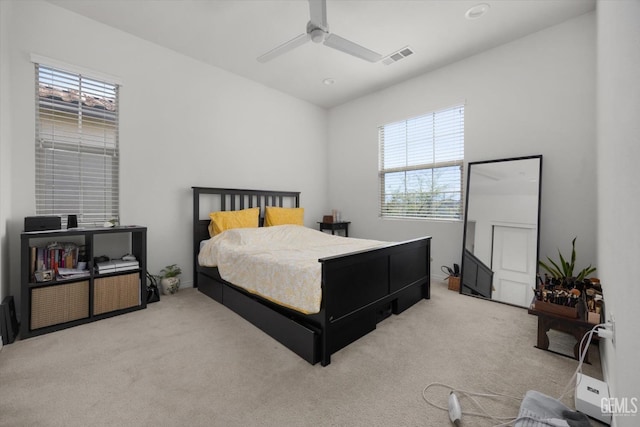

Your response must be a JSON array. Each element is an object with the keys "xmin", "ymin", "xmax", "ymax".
[
  {"xmin": 422, "ymin": 382, "xmax": 521, "ymax": 424},
  {"xmin": 422, "ymin": 323, "xmax": 604, "ymax": 426}
]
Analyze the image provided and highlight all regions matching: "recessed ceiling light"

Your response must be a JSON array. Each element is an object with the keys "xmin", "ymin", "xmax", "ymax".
[
  {"xmin": 323, "ymin": 78, "xmax": 336, "ymax": 86},
  {"xmin": 465, "ymin": 3, "xmax": 490, "ymax": 20}
]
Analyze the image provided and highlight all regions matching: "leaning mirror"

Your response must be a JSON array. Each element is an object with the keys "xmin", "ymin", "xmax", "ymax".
[{"xmin": 460, "ymin": 155, "xmax": 542, "ymax": 307}]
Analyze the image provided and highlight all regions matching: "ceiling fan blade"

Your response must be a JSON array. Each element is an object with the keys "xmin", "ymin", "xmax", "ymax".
[
  {"xmin": 257, "ymin": 33, "xmax": 310, "ymax": 63},
  {"xmin": 308, "ymin": 0, "xmax": 328, "ymax": 29},
  {"xmin": 323, "ymin": 33, "xmax": 382, "ymax": 63}
]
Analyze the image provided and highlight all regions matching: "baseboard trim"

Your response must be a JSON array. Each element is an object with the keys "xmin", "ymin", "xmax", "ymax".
[
  {"xmin": 180, "ymin": 279, "xmax": 194, "ymax": 289},
  {"xmin": 600, "ymin": 343, "xmax": 609, "ymax": 383}
]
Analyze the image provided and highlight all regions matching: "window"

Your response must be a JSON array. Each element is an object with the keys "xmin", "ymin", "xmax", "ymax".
[
  {"xmin": 379, "ymin": 105, "xmax": 464, "ymax": 220},
  {"xmin": 35, "ymin": 64, "xmax": 119, "ymax": 228}
]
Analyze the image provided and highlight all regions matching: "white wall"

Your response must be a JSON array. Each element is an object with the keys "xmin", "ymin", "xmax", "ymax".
[
  {"xmin": 4, "ymin": 0, "xmax": 328, "ymax": 315},
  {"xmin": 597, "ymin": 1, "xmax": 640, "ymax": 425},
  {"xmin": 0, "ymin": 0, "xmax": 12, "ymax": 306},
  {"xmin": 328, "ymin": 13, "xmax": 597, "ymax": 279}
]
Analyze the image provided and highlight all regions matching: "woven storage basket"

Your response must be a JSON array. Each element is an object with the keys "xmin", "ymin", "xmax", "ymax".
[
  {"xmin": 447, "ymin": 276, "xmax": 460, "ymax": 291},
  {"xmin": 94, "ymin": 273, "xmax": 139, "ymax": 315},
  {"xmin": 31, "ymin": 281, "xmax": 89, "ymax": 329}
]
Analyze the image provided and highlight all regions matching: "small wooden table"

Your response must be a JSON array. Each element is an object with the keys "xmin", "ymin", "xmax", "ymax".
[
  {"xmin": 318, "ymin": 221, "xmax": 350, "ymax": 237},
  {"xmin": 528, "ymin": 304, "xmax": 597, "ymax": 363}
]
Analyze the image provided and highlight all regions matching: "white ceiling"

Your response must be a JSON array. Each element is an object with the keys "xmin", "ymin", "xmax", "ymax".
[{"xmin": 46, "ymin": 0, "xmax": 596, "ymax": 109}]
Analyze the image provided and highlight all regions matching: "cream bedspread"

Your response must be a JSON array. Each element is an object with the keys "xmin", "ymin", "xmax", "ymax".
[{"xmin": 197, "ymin": 225, "xmax": 386, "ymax": 314}]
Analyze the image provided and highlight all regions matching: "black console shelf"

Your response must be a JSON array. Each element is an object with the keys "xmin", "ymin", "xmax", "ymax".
[{"xmin": 20, "ymin": 226, "xmax": 147, "ymax": 338}]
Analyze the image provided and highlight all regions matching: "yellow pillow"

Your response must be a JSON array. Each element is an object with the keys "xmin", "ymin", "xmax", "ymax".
[
  {"xmin": 264, "ymin": 207, "xmax": 304, "ymax": 227},
  {"xmin": 208, "ymin": 207, "xmax": 259, "ymax": 236}
]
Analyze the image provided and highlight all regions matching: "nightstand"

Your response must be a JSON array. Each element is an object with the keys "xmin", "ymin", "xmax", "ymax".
[{"xmin": 318, "ymin": 221, "xmax": 351, "ymax": 237}]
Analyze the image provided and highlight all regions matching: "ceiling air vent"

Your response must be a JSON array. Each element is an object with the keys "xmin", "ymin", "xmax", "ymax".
[{"xmin": 382, "ymin": 47, "xmax": 414, "ymax": 65}]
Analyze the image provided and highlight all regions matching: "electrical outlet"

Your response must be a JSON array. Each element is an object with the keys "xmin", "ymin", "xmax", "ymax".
[{"xmin": 609, "ymin": 314, "xmax": 615, "ymax": 344}]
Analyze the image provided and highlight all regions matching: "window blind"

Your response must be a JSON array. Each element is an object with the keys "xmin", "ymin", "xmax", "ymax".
[
  {"xmin": 379, "ymin": 105, "xmax": 464, "ymax": 220},
  {"xmin": 35, "ymin": 64, "xmax": 120, "ymax": 228}
]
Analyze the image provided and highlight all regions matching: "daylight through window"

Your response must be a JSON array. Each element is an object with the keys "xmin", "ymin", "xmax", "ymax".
[
  {"xmin": 35, "ymin": 64, "xmax": 120, "ymax": 228},
  {"xmin": 379, "ymin": 105, "xmax": 464, "ymax": 220}
]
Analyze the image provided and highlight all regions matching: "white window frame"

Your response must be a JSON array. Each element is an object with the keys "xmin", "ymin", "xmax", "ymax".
[
  {"xmin": 34, "ymin": 60, "xmax": 120, "ymax": 228},
  {"xmin": 378, "ymin": 105, "xmax": 465, "ymax": 220}
]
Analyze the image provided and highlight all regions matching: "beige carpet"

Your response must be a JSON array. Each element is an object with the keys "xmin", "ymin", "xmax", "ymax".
[{"xmin": 0, "ymin": 281, "xmax": 603, "ymax": 427}]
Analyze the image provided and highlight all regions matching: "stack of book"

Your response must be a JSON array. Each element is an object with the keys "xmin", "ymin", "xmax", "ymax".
[
  {"xmin": 57, "ymin": 268, "xmax": 90, "ymax": 279},
  {"xmin": 30, "ymin": 242, "xmax": 79, "ymax": 271},
  {"xmin": 95, "ymin": 259, "xmax": 139, "ymax": 274},
  {"xmin": 29, "ymin": 242, "xmax": 85, "ymax": 281}
]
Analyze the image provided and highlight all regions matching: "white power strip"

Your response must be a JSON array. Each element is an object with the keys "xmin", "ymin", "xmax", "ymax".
[{"xmin": 575, "ymin": 374, "xmax": 611, "ymax": 425}]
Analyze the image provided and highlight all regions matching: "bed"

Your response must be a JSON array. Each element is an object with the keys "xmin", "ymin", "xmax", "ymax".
[{"xmin": 193, "ymin": 187, "xmax": 431, "ymax": 366}]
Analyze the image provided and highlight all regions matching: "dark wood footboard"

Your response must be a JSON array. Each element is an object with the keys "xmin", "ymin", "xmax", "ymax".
[
  {"xmin": 193, "ymin": 187, "xmax": 431, "ymax": 366},
  {"xmin": 319, "ymin": 236, "xmax": 430, "ymax": 365}
]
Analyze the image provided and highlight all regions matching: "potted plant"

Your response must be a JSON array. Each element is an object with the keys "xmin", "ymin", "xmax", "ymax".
[
  {"xmin": 537, "ymin": 237, "xmax": 597, "ymax": 320},
  {"xmin": 539, "ymin": 237, "xmax": 596, "ymax": 288},
  {"xmin": 158, "ymin": 264, "xmax": 182, "ymax": 295}
]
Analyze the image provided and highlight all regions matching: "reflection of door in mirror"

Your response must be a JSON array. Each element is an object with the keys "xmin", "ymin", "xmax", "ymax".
[
  {"xmin": 461, "ymin": 155, "xmax": 542, "ymax": 307},
  {"xmin": 491, "ymin": 224, "xmax": 537, "ymax": 306}
]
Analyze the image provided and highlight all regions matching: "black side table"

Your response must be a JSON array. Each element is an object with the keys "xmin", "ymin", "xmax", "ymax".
[{"xmin": 318, "ymin": 221, "xmax": 351, "ymax": 237}]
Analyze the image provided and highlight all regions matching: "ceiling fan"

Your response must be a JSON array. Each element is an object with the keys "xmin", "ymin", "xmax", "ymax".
[{"xmin": 257, "ymin": 0, "xmax": 382, "ymax": 63}]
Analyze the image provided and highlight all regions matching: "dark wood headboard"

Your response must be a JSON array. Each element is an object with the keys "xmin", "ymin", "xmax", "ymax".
[{"xmin": 192, "ymin": 187, "xmax": 300, "ymax": 287}]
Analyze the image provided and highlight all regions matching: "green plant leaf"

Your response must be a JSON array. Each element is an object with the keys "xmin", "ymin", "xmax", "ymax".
[
  {"xmin": 539, "ymin": 259, "xmax": 562, "ymax": 279},
  {"xmin": 160, "ymin": 263, "xmax": 182, "ymax": 278},
  {"xmin": 539, "ymin": 237, "xmax": 595, "ymax": 283},
  {"xmin": 570, "ymin": 237, "xmax": 577, "ymax": 276},
  {"xmin": 576, "ymin": 265, "xmax": 597, "ymax": 282},
  {"xmin": 558, "ymin": 249, "xmax": 573, "ymax": 278}
]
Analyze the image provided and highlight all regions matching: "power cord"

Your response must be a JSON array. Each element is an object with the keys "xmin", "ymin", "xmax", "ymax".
[
  {"xmin": 558, "ymin": 322, "xmax": 606, "ymax": 401},
  {"xmin": 422, "ymin": 322, "xmax": 606, "ymax": 426},
  {"xmin": 422, "ymin": 382, "xmax": 521, "ymax": 425}
]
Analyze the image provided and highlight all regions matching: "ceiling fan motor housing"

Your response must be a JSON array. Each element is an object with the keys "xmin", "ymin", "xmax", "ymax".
[{"xmin": 307, "ymin": 22, "xmax": 326, "ymax": 43}]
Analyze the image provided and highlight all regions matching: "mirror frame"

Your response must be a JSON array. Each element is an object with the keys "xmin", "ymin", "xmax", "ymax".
[{"xmin": 459, "ymin": 154, "xmax": 543, "ymax": 304}]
